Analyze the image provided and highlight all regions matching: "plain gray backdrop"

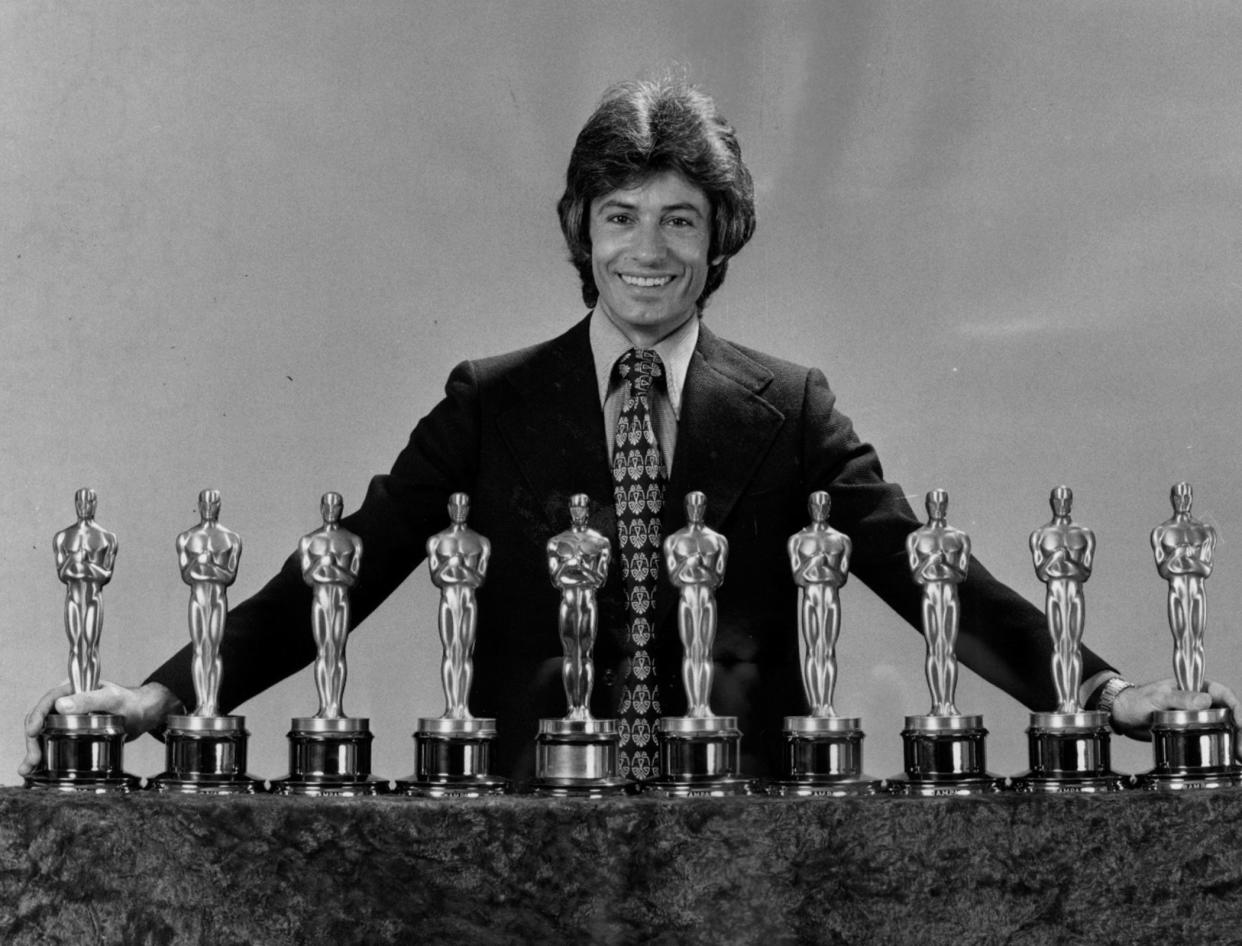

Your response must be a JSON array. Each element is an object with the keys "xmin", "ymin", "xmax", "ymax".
[{"xmin": 3, "ymin": 0, "xmax": 1240, "ymax": 785}]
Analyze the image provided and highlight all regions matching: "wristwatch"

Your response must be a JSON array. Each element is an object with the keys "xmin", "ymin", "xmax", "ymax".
[{"xmin": 1094, "ymin": 675, "xmax": 1134, "ymax": 728}]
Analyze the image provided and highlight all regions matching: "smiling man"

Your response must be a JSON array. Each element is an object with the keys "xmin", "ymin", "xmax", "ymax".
[
  {"xmin": 588, "ymin": 171, "xmax": 717, "ymax": 346},
  {"xmin": 22, "ymin": 77, "xmax": 1239, "ymax": 784}
]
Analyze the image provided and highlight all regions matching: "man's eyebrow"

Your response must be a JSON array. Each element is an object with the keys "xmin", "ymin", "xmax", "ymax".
[
  {"xmin": 595, "ymin": 196, "xmax": 640, "ymax": 213},
  {"xmin": 660, "ymin": 202, "xmax": 707, "ymax": 217},
  {"xmin": 595, "ymin": 198, "xmax": 706, "ymax": 217}
]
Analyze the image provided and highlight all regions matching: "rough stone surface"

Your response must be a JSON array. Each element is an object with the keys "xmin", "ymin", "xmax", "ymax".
[{"xmin": 2, "ymin": 787, "xmax": 1241, "ymax": 944}]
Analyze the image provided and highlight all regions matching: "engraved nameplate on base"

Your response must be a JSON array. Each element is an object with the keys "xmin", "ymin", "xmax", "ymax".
[
  {"xmin": 889, "ymin": 714, "xmax": 1004, "ymax": 797},
  {"xmin": 768, "ymin": 715, "xmax": 880, "ymax": 797},
  {"xmin": 28, "ymin": 713, "xmax": 140, "ymax": 794},
  {"xmin": 273, "ymin": 716, "xmax": 386, "ymax": 796},
  {"xmin": 396, "ymin": 717, "xmax": 509, "ymax": 798},
  {"xmin": 1139, "ymin": 708, "xmax": 1240, "ymax": 791},
  {"xmin": 1012, "ymin": 711, "xmax": 1127, "ymax": 793},
  {"xmin": 646, "ymin": 715, "xmax": 751, "ymax": 798},
  {"xmin": 152, "ymin": 715, "xmax": 262, "ymax": 794}
]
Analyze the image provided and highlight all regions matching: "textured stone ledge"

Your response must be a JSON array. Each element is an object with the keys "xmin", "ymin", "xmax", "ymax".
[{"xmin": 2, "ymin": 787, "xmax": 1241, "ymax": 945}]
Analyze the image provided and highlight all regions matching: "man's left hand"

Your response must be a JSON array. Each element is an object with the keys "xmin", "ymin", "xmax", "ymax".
[{"xmin": 1111, "ymin": 678, "xmax": 1242, "ymax": 761}]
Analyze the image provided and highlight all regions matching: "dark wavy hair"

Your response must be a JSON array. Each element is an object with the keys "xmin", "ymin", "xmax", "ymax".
[{"xmin": 557, "ymin": 78, "xmax": 757, "ymax": 310}]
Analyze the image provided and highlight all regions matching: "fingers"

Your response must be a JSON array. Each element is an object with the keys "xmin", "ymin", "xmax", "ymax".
[
  {"xmin": 25, "ymin": 681, "xmax": 72, "ymax": 736},
  {"xmin": 17, "ymin": 746, "xmax": 42, "ymax": 778},
  {"xmin": 1110, "ymin": 678, "xmax": 1212, "ymax": 740},
  {"xmin": 1141, "ymin": 678, "xmax": 1241, "ymax": 715},
  {"xmin": 19, "ymin": 681, "xmax": 73, "ymax": 778},
  {"xmin": 1152, "ymin": 688, "xmax": 1212, "ymax": 712},
  {"xmin": 1204, "ymin": 681, "xmax": 1242, "ymax": 762},
  {"xmin": 1207, "ymin": 680, "xmax": 1242, "ymax": 716},
  {"xmin": 52, "ymin": 680, "xmax": 129, "ymax": 717}
]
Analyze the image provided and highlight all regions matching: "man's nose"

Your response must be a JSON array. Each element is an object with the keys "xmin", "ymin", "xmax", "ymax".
[{"xmin": 631, "ymin": 222, "xmax": 667, "ymax": 261}]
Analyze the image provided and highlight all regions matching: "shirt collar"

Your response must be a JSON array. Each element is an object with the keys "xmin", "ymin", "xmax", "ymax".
[{"xmin": 589, "ymin": 309, "xmax": 699, "ymax": 418}]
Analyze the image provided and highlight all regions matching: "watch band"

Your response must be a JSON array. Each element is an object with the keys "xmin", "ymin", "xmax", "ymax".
[{"xmin": 1094, "ymin": 676, "xmax": 1134, "ymax": 724}]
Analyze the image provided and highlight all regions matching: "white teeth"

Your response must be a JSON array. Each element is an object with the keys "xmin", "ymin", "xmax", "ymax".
[{"xmin": 620, "ymin": 274, "xmax": 673, "ymax": 288}]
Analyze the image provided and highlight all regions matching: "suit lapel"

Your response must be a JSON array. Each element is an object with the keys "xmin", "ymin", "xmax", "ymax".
[
  {"xmin": 657, "ymin": 324, "xmax": 785, "ymax": 630},
  {"xmin": 494, "ymin": 316, "xmax": 615, "ymax": 530}
]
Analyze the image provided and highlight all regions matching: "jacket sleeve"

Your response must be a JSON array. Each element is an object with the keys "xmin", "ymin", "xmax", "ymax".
[
  {"xmin": 798, "ymin": 367, "xmax": 1115, "ymax": 712},
  {"xmin": 144, "ymin": 361, "xmax": 484, "ymax": 715}
]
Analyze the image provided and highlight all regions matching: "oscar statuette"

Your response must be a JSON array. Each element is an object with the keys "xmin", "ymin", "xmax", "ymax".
[
  {"xmin": 26, "ymin": 488, "xmax": 139, "ymax": 793},
  {"xmin": 1012, "ymin": 486, "xmax": 1124, "ymax": 793},
  {"xmin": 273, "ymin": 492, "xmax": 385, "ymax": 796},
  {"xmin": 395, "ymin": 492, "xmax": 509, "ymax": 797},
  {"xmin": 529, "ymin": 494, "xmax": 632, "ymax": 796},
  {"xmin": 645, "ymin": 491, "xmax": 751, "ymax": 797},
  {"xmin": 151, "ymin": 489, "xmax": 262, "ymax": 794},
  {"xmin": 1138, "ymin": 482, "xmax": 1240, "ymax": 790},
  {"xmin": 888, "ymin": 489, "xmax": 1004, "ymax": 796},
  {"xmin": 767, "ymin": 491, "xmax": 879, "ymax": 796}
]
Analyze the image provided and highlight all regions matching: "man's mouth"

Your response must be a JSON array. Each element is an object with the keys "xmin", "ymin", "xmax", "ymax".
[{"xmin": 619, "ymin": 274, "xmax": 675, "ymax": 288}]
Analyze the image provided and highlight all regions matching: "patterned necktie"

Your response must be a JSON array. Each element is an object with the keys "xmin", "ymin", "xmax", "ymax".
[{"xmin": 612, "ymin": 348, "xmax": 667, "ymax": 780}]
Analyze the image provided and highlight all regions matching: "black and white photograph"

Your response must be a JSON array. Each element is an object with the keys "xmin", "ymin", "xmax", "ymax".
[{"xmin": 3, "ymin": 2, "xmax": 1242, "ymax": 942}]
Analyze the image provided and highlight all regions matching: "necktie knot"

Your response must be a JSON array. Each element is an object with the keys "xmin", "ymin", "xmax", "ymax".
[{"xmin": 616, "ymin": 348, "xmax": 664, "ymax": 396}]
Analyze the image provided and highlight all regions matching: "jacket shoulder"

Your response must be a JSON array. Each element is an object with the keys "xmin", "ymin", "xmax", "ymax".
[
  {"xmin": 458, "ymin": 316, "xmax": 592, "ymax": 392},
  {"xmin": 724, "ymin": 339, "xmax": 818, "ymax": 380},
  {"xmin": 697, "ymin": 326, "xmax": 824, "ymax": 401}
]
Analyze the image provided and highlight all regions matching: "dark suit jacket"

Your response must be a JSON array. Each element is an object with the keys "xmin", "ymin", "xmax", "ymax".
[{"xmin": 147, "ymin": 314, "xmax": 1113, "ymax": 780}]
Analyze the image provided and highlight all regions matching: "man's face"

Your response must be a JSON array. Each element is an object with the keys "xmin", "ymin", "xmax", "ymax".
[{"xmin": 588, "ymin": 170, "xmax": 718, "ymax": 347}]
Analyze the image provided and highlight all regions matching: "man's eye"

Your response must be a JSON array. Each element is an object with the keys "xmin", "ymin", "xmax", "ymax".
[
  {"xmin": 606, "ymin": 213, "xmax": 632, "ymax": 224},
  {"xmin": 666, "ymin": 217, "xmax": 694, "ymax": 228}
]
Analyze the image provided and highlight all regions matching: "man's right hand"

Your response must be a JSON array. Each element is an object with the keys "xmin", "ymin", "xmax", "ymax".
[{"xmin": 19, "ymin": 681, "xmax": 184, "ymax": 778}]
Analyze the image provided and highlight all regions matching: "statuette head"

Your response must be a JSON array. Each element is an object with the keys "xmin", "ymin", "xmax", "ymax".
[
  {"xmin": 321, "ymin": 491, "xmax": 344, "ymax": 525},
  {"xmin": 448, "ymin": 492, "xmax": 470, "ymax": 525},
  {"xmin": 925, "ymin": 488, "xmax": 948, "ymax": 522},
  {"xmin": 74, "ymin": 487, "xmax": 98, "ymax": 520},
  {"xmin": 1050, "ymin": 485, "xmax": 1073, "ymax": 518},
  {"xmin": 569, "ymin": 493, "xmax": 589, "ymax": 527},
  {"xmin": 199, "ymin": 488, "xmax": 222, "ymax": 521},
  {"xmin": 808, "ymin": 490, "xmax": 830, "ymax": 524},
  {"xmin": 1171, "ymin": 481, "xmax": 1193, "ymax": 514},
  {"xmin": 685, "ymin": 490, "xmax": 706, "ymax": 525}
]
